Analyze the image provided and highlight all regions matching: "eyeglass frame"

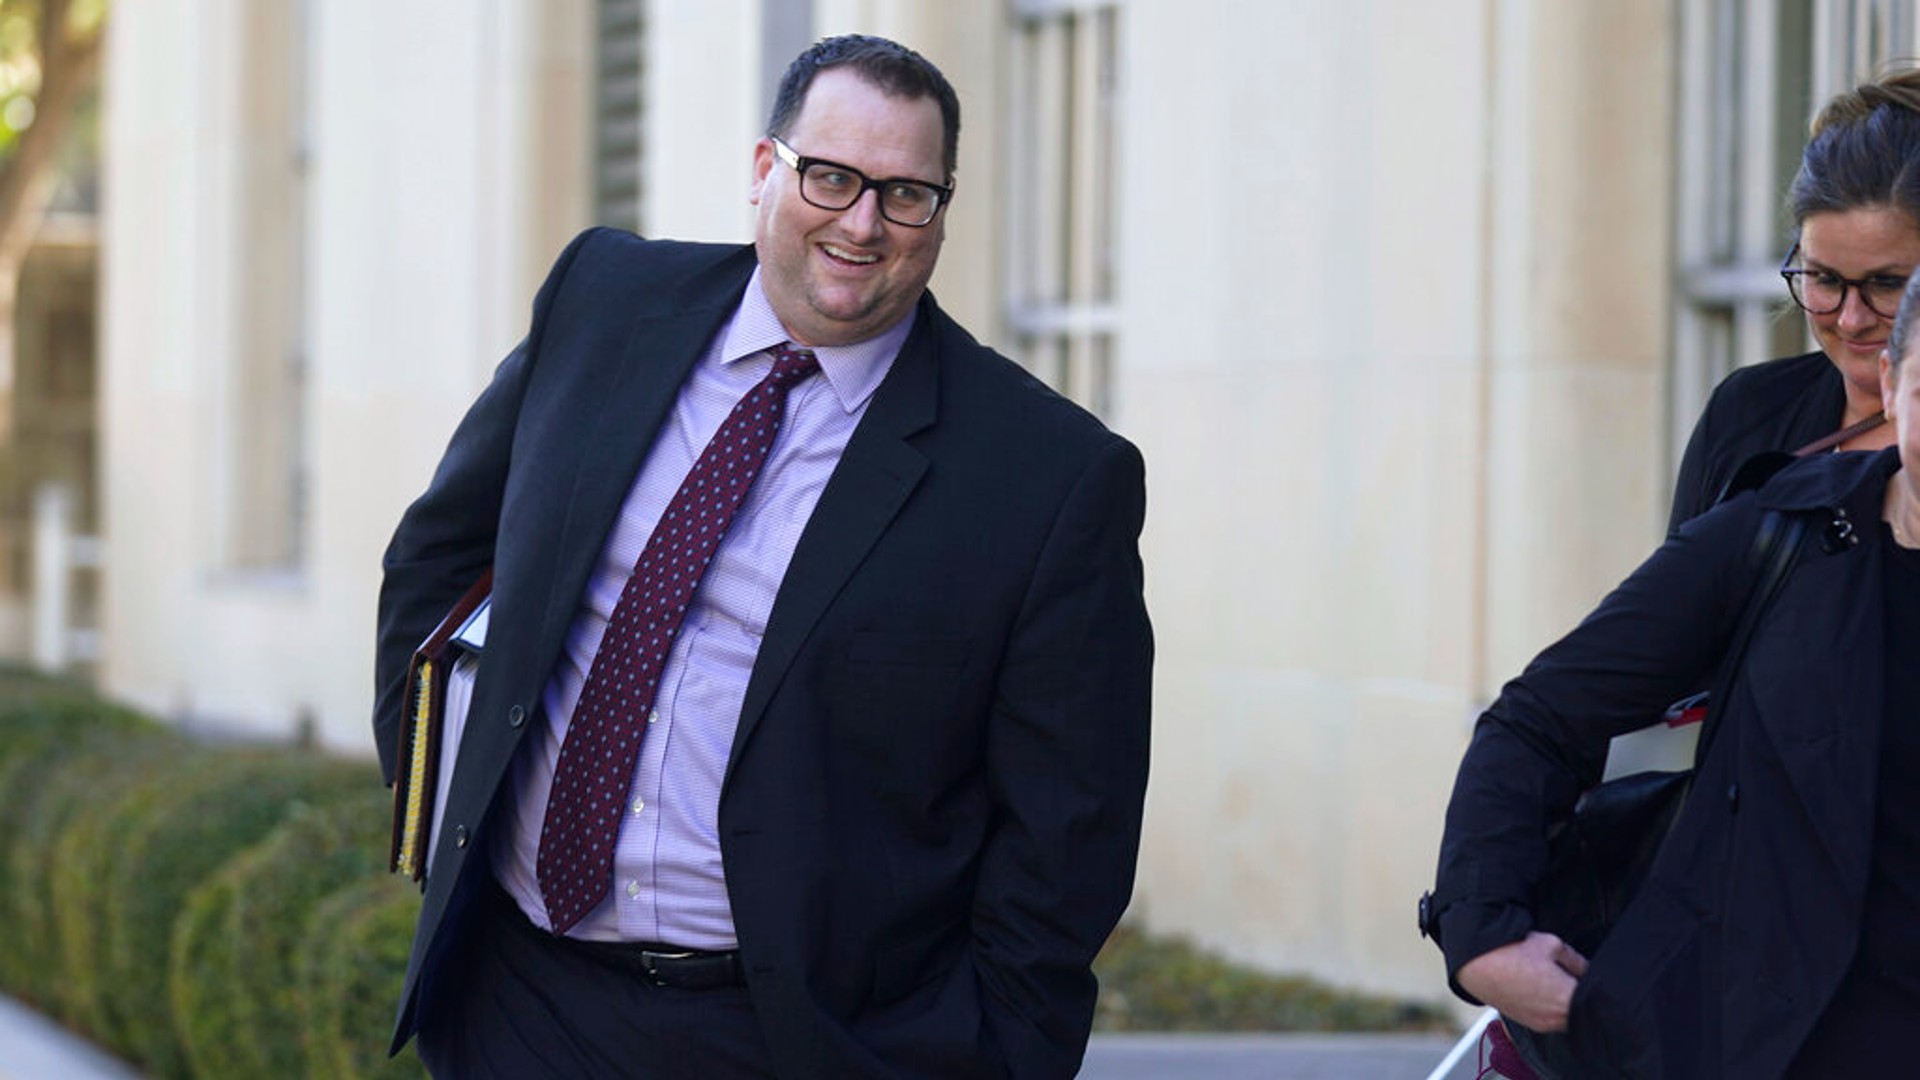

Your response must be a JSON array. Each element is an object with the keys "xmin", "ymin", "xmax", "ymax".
[
  {"xmin": 768, "ymin": 136, "xmax": 954, "ymax": 228},
  {"xmin": 1778, "ymin": 241, "xmax": 1911, "ymax": 320}
]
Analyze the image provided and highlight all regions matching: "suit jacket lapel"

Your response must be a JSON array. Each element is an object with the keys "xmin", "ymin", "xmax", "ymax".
[
  {"xmin": 534, "ymin": 255, "xmax": 755, "ymax": 649},
  {"xmin": 725, "ymin": 303, "xmax": 941, "ymax": 775}
]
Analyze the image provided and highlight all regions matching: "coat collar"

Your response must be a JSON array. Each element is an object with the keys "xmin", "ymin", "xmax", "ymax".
[{"xmin": 1754, "ymin": 445, "xmax": 1900, "ymax": 515}]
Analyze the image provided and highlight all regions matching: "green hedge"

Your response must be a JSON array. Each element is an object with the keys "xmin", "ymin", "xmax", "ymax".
[
  {"xmin": 45, "ymin": 732, "xmax": 183, "ymax": 1040},
  {"xmin": 1092, "ymin": 925, "xmax": 1453, "ymax": 1033},
  {"xmin": 0, "ymin": 669, "xmax": 426, "ymax": 1078},
  {"xmin": 107, "ymin": 752, "xmax": 375, "ymax": 1076},
  {"xmin": 171, "ymin": 788, "xmax": 400, "ymax": 1080},
  {"xmin": 299, "ymin": 876, "xmax": 431, "ymax": 1080},
  {"xmin": 4, "ymin": 700, "xmax": 179, "ymax": 1018}
]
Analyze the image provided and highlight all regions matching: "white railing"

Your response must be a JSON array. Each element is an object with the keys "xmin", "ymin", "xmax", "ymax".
[{"xmin": 32, "ymin": 482, "xmax": 102, "ymax": 670}]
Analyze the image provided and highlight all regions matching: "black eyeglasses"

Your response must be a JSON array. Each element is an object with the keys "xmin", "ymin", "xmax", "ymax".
[
  {"xmin": 770, "ymin": 137, "xmax": 953, "ymax": 228},
  {"xmin": 1780, "ymin": 242, "xmax": 1910, "ymax": 319}
]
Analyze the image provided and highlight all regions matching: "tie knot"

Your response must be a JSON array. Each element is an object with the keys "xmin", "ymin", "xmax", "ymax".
[{"xmin": 768, "ymin": 343, "xmax": 821, "ymax": 383}]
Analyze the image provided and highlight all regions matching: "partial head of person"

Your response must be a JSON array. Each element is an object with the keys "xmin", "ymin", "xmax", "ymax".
[
  {"xmin": 1783, "ymin": 68, "xmax": 1920, "ymax": 405},
  {"xmin": 1884, "ymin": 268, "xmax": 1920, "ymax": 453},
  {"xmin": 750, "ymin": 35, "xmax": 961, "ymax": 348}
]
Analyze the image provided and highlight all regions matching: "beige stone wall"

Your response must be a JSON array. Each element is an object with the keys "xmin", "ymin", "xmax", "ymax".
[
  {"xmin": 101, "ymin": 0, "xmax": 595, "ymax": 745},
  {"xmin": 1121, "ymin": 0, "xmax": 1490, "ymax": 1002},
  {"xmin": 1117, "ymin": 0, "xmax": 1674, "ymax": 1001}
]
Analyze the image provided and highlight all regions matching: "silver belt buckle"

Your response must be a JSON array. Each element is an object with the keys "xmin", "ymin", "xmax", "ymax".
[{"xmin": 639, "ymin": 948, "xmax": 694, "ymax": 986}]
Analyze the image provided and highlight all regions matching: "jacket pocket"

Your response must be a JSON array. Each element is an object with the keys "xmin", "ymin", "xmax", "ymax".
[
  {"xmin": 871, "ymin": 915, "xmax": 968, "ymax": 1008},
  {"xmin": 1569, "ymin": 879, "xmax": 1710, "ymax": 1078}
]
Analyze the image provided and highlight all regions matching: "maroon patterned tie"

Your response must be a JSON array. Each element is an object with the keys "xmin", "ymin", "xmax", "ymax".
[{"xmin": 537, "ymin": 344, "xmax": 821, "ymax": 934}]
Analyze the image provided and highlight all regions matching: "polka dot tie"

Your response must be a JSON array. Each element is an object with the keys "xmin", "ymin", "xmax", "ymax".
[{"xmin": 537, "ymin": 344, "xmax": 821, "ymax": 934}]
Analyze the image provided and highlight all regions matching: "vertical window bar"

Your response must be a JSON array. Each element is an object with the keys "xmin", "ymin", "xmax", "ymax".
[
  {"xmin": 1032, "ymin": 15, "xmax": 1070, "ymax": 391},
  {"xmin": 1093, "ymin": 6, "xmax": 1120, "ymax": 303},
  {"xmin": 288, "ymin": 0, "xmax": 312, "ymax": 566},
  {"xmin": 1006, "ymin": 1, "xmax": 1123, "ymax": 418},
  {"xmin": 1068, "ymin": 10, "xmax": 1101, "ymax": 408},
  {"xmin": 1733, "ymin": 0, "xmax": 1781, "ymax": 385},
  {"xmin": 595, "ymin": 0, "xmax": 644, "ymax": 233},
  {"xmin": 1005, "ymin": 21, "xmax": 1036, "ymax": 339}
]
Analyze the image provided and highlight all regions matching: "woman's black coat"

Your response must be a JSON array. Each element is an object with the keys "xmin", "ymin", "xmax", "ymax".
[
  {"xmin": 1432, "ymin": 447, "xmax": 1901, "ymax": 1078},
  {"xmin": 1669, "ymin": 351, "xmax": 1845, "ymax": 533}
]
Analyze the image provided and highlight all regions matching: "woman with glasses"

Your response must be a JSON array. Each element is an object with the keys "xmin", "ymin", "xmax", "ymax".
[{"xmin": 1668, "ymin": 69, "xmax": 1920, "ymax": 533}]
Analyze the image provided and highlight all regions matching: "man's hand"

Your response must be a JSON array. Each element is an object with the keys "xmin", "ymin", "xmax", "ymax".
[{"xmin": 1456, "ymin": 931, "xmax": 1589, "ymax": 1033}]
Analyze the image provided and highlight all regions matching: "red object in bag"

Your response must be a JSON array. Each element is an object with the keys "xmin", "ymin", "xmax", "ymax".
[
  {"xmin": 1663, "ymin": 690, "xmax": 1711, "ymax": 728},
  {"xmin": 1479, "ymin": 1018, "xmax": 1544, "ymax": 1080}
]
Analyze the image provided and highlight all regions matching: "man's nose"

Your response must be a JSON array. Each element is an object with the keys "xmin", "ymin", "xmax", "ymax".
[{"xmin": 838, "ymin": 188, "xmax": 886, "ymax": 239}]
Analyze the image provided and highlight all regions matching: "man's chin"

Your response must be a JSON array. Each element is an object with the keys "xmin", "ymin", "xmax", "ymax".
[{"xmin": 795, "ymin": 296, "xmax": 886, "ymax": 343}]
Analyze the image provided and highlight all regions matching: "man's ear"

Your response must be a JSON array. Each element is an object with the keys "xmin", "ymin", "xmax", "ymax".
[{"xmin": 749, "ymin": 139, "xmax": 775, "ymax": 206}]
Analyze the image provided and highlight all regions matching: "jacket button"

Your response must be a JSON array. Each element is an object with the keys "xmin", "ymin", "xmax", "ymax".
[
  {"xmin": 455, "ymin": 825, "xmax": 470, "ymax": 848},
  {"xmin": 508, "ymin": 705, "xmax": 526, "ymax": 728},
  {"xmin": 1727, "ymin": 783, "xmax": 1739, "ymax": 813}
]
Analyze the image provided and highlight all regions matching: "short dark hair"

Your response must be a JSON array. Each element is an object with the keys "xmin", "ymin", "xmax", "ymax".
[
  {"xmin": 767, "ymin": 35, "xmax": 961, "ymax": 179},
  {"xmin": 1892, "ymin": 272, "xmax": 1920, "ymax": 370},
  {"xmin": 1789, "ymin": 67, "xmax": 1920, "ymax": 230}
]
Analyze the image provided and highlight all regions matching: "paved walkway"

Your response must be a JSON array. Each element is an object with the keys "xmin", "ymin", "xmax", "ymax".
[
  {"xmin": 1082, "ymin": 1032, "xmax": 1475, "ymax": 1079},
  {"xmin": 1, "ymin": 992, "xmax": 1482, "ymax": 1079},
  {"xmin": 0, "ymin": 995, "xmax": 143, "ymax": 1080}
]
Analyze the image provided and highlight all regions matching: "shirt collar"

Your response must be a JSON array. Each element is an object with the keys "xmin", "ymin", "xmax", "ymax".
[{"xmin": 716, "ymin": 269, "xmax": 913, "ymax": 413}]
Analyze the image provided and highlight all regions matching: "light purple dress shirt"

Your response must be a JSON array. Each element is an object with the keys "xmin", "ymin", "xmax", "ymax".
[{"xmin": 491, "ymin": 270, "xmax": 910, "ymax": 947}]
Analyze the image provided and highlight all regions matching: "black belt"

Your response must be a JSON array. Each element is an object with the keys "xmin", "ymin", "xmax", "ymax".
[
  {"xmin": 492, "ymin": 880, "xmax": 746, "ymax": 990},
  {"xmin": 559, "ymin": 937, "xmax": 746, "ymax": 991}
]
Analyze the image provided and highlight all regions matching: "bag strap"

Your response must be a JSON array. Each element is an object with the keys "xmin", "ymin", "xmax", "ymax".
[
  {"xmin": 1715, "ymin": 413, "xmax": 1887, "ymax": 506},
  {"xmin": 1690, "ymin": 509, "xmax": 1808, "ymax": 768},
  {"xmin": 1792, "ymin": 410, "xmax": 1886, "ymax": 457}
]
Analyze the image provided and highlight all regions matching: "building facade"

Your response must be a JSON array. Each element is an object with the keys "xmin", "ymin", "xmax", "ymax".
[{"xmin": 98, "ymin": 0, "xmax": 1914, "ymax": 1002}]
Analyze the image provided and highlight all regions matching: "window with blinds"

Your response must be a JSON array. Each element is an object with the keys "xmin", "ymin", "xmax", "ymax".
[
  {"xmin": 595, "ymin": 0, "xmax": 644, "ymax": 233},
  {"xmin": 1005, "ymin": 0, "xmax": 1123, "ymax": 419},
  {"xmin": 229, "ymin": 0, "xmax": 311, "ymax": 572}
]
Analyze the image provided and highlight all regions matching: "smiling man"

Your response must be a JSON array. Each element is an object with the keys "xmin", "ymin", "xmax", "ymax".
[{"xmin": 373, "ymin": 35, "xmax": 1153, "ymax": 1080}]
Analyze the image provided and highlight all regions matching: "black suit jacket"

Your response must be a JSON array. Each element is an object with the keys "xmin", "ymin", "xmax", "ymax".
[
  {"xmin": 1436, "ymin": 448, "xmax": 1901, "ymax": 1077},
  {"xmin": 374, "ymin": 229, "xmax": 1153, "ymax": 1078}
]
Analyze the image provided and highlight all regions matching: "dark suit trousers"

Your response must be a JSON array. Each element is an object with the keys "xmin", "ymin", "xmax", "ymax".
[{"xmin": 416, "ymin": 882, "xmax": 776, "ymax": 1079}]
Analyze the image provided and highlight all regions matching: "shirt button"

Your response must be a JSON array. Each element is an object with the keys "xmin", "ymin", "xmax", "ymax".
[
  {"xmin": 632, "ymin": 797, "xmax": 645, "ymax": 815},
  {"xmin": 649, "ymin": 710, "xmax": 658, "ymax": 725},
  {"xmin": 626, "ymin": 880, "xmax": 641, "ymax": 899}
]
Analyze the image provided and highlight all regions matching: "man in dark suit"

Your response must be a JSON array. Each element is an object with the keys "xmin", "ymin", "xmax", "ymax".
[{"xmin": 372, "ymin": 35, "xmax": 1152, "ymax": 1079}]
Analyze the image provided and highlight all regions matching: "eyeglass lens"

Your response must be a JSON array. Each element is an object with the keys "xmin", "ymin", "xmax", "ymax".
[
  {"xmin": 1787, "ymin": 269, "xmax": 1907, "ymax": 318},
  {"xmin": 800, "ymin": 164, "xmax": 940, "ymax": 226}
]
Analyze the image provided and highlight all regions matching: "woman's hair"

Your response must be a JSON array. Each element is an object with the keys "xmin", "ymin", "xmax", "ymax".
[
  {"xmin": 1892, "ymin": 272, "xmax": 1920, "ymax": 368},
  {"xmin": 1789, "ymin": 67, "xmax": 1920, "ymax": 229}
]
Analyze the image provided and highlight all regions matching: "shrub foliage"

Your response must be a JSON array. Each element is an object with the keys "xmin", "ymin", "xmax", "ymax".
[{"xmin": 0, "ymin": 669, "xmax": 425, "ymax": 1078}]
